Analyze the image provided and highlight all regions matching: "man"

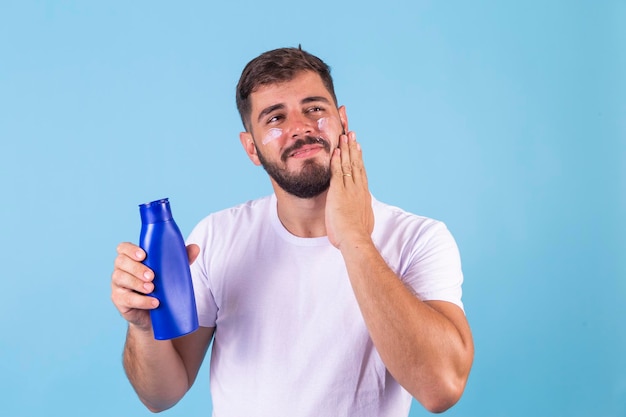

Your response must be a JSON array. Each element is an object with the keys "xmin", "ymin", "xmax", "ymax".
[{"xmin": 111, "ymin": 47, "xmax": 474, "ymax": 416}]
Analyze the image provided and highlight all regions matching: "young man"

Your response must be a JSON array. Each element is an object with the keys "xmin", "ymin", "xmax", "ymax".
[{"xmin": 111, "ymin": 47, "xmax": 474, "ymax": 416}]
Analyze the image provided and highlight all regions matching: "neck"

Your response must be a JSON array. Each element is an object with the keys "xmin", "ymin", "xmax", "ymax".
[{"xmin": 273, "ymin": 185, "xmax": 328, "ymax": 238}]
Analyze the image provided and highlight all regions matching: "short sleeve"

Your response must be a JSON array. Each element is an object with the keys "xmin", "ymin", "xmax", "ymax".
[{"xmin": 403, "ymin": 221, "xmax": 464, "ymax": 312}]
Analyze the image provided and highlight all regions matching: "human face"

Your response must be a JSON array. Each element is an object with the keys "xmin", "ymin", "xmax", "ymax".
[{"xmin": 239, "ymin": 71, "xmax": 347, "ymax": 198}]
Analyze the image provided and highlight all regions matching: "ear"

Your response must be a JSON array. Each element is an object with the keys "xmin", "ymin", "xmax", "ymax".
[
  {"xmin": 239, "ymin": 131, "xmax": 262, "ymax": 166},
  {"xmin": 338, "ymin": 105, "xmax": 349, "ymax": 133}
]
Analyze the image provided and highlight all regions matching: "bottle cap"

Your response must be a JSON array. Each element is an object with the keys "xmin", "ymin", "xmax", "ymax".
[{"xmin": 139, "ymin": 198, "xmax": 173, "ymax": 224}]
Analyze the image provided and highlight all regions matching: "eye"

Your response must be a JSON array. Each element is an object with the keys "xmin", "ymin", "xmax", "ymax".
[
  {"xmin": 307, "ymin": 106, "xmax": 324, "ymax": 113},
  {"xmin": 267, "ymin": 114, "xmax": 284, "ymax": 124}
]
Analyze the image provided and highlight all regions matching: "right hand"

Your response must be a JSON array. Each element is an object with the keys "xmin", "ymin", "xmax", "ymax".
[{"xmin": 111, "ymin": 242, "xmax": 200, "ymax": 332}]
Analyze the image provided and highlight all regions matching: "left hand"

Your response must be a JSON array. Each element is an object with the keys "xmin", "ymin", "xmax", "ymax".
[{"xmin": 325, "ymin": 131, "xmax": 375, "ymax": 250}]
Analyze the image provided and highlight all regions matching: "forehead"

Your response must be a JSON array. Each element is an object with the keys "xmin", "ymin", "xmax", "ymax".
[{"xmin": 249, "ymin": 71, "xmax": 332, "ymax": 113}]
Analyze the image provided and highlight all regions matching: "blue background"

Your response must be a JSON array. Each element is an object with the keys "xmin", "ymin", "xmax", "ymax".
[{"xmin": 1, "ymin": 1, "xmax": 624, "ymax": 416}]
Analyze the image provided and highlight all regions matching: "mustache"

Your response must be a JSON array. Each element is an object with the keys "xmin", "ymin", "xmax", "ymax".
[{"xmin": 281, "ymin": 136, "xmax": 330, "ymax": 162}]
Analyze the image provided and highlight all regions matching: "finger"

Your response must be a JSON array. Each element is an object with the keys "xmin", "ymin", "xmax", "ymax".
[
  {"xmin": 117, "ymin": 242, "xmax": 146, "ymax": 262},
  {"xmin": 345, "ymin": 131, "xmax": 368, "ymax": 189},
  {"xmin": 339, "ymin": 134, "xmax": 354, "ymax": 181},
  {"xmin": 114, "ymin": 251, "xmax": 154, "ymax": 282},
  {"xmin": 112, "ymin": 267, "xmax": 154, "ymax": 295},
  {"xmin": 330, "ymin": 142, "xmax": 344, "ymax": 182},
  {"xmin": 112, "ymin": 285, "xmax": 159, "ymax": 312},
  {"xmin": 187, "ymin": 244, "xmax": 200, "ymax": 265},
  {"xmin": 346, "ymin": 131, "xmax": 363, "ymax": 180}
]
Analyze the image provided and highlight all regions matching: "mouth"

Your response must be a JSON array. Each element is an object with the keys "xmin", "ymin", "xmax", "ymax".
[
  {"xmin": 282, "ymin": 136, "xmax": 330, "ymax": 162},
  {"xmin": 290, "ymin": 144, "xmax": 325, "ymax": 159}
]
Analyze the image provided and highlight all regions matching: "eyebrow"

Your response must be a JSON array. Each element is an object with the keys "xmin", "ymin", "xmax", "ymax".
[
  {"xmin": 257, "ymin": 103, "xmax": 285, "ymax": 124},
  {"xmin": 301, "ymin": 96, "xmax": 332, "ymax": 105},
  {"xmin": 256, "ymin": 96, "xmax": 332, "ymax": 124}
]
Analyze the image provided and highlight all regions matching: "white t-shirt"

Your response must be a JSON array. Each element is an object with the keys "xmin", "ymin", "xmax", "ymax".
[{"xmin": 187, "ymin": 194, "xmax": 464, "ymax": 417}]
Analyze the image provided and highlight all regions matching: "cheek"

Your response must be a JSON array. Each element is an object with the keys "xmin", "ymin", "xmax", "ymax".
[
  {"xmin": 317, "ymin": 117, "xmax": 343, "ymax": 144},
  {"xmin": 262, "ymin": 128, "xmax": 283, "ymax": 145},
  {"xmin": 317, "ymin": 117, "xmax": 329, "ymax": 133}
]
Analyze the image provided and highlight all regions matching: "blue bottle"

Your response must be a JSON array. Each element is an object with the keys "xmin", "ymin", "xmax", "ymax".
[{"xmin": 139, "ymin": 198, "xmax": 198, "ymax": 340}]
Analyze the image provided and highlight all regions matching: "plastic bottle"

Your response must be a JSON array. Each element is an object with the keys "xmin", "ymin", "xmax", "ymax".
[{"xmin": 139, "ymin": 198, "xmax": 198, "ymax": 340}]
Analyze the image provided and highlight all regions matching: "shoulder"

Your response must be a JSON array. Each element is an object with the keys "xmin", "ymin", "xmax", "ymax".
[
  {"xmin": 372, "ymin": 197, "xmax": 451, "ymax": 242},
  {"xmin": 372, "ymin": 197, "xmax": 464, "ymax": 309},
  {"xmin": 199, "ymin": 195, "xmax": 272, "ymax": 225},
  {"xmin": 187, "ymin": 195, "xmax": 273, "ymax": 241},
  {"xmin": 371, "ymin": 196, "xmax": 461, "ymax": 269}
]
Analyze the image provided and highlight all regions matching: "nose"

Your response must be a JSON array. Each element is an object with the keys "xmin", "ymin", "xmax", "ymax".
[{"xmin": 287, "ymin": 112, "xmax": 315, "ymax": 139}]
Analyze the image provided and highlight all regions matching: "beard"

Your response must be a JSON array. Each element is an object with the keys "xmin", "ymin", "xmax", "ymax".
[{"xmin": 256, "ymin": 136, "xmax": 331, "ymax": 199}]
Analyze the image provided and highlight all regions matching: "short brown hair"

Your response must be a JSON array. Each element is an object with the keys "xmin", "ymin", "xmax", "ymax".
[{"xmin": 236, "ymin": 46, "xmax": 338, "ymax": 131}]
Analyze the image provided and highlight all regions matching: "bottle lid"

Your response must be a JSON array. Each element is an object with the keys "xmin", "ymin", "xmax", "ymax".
[{"xmin": 139, "ymin": 198, "xmax": 173, "ymax": 224}]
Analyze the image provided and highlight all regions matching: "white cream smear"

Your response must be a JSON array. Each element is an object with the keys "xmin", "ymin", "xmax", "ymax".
[
  {"xmin": 262, "ymin": 128, "xmax": 283, "ymax": 145},
  {"xmin": 263, "ymin": 118, "xmax": 334, "ymax": 145},
  {"xmin": 317, "ymin": 117, "xmax": 329, "ymax": 134}
]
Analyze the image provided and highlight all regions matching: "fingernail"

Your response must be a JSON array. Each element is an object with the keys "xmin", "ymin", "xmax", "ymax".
[
  {"xmin": 143, "ymin": 271, "xmax": 152, "ymax": 281},
  {"xmin": 143, "ymin": 283, "xmax": 153, "ymax": 292},
  {"xmin": 135, "ymin": 250, "xmax": 144, "ymax": 260}
]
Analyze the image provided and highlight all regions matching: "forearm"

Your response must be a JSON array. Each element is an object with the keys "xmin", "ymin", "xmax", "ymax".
[
  {"xmin": 123, "ymin": 324, "xmax": 190, "ymax": 412},
  {"xmin": 340, "ymin": 237, "xmax": 473, "ymax": 412}
]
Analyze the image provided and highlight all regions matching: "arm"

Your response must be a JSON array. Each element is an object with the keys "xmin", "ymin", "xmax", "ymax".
[
  {"xmin": 112, "ymin": 243, "xmax": 214, "ymax": 412},
  {"xmin": 326, "ymin": 133, "xmax": 474, "ymax": 413},
  {"xmin": 339, "ymin": 240, "xmax": 473, "ymax": 412}
]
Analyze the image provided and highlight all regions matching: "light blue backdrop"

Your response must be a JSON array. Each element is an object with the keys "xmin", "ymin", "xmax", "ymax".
[{"xmin": 1, "ymin": 1, "xmax": 624, "ymax": 416}]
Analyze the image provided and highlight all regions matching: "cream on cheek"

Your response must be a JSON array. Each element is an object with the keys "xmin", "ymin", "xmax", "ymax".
[
  {"xmin": 317, "ymin": 117, "xmax": 343, "ymax": 145},
  {"xmin": 261, "ymin": 117, "xmax": 341, "ymax": 145},
  {"xmin": 317, "ymin": 117, "xmax": 329, "ymax": 133},
  {"xmin": 262, "ymin": 128, "xmax": 283, "ymax": 145}
]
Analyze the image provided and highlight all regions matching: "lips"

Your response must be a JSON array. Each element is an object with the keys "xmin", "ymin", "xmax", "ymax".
[
  {"xmin": 281, "ymin": 136, "xmax": 330, "ymax": 162},
  {"xmin": 290, "ymin": 144, "xmax": 324, "ymax": 158}
]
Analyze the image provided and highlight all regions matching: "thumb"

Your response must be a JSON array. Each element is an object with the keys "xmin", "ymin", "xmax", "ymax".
[{"xmin": 186, "ymin": 244, "xmax": 200, "ymax": 265}]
